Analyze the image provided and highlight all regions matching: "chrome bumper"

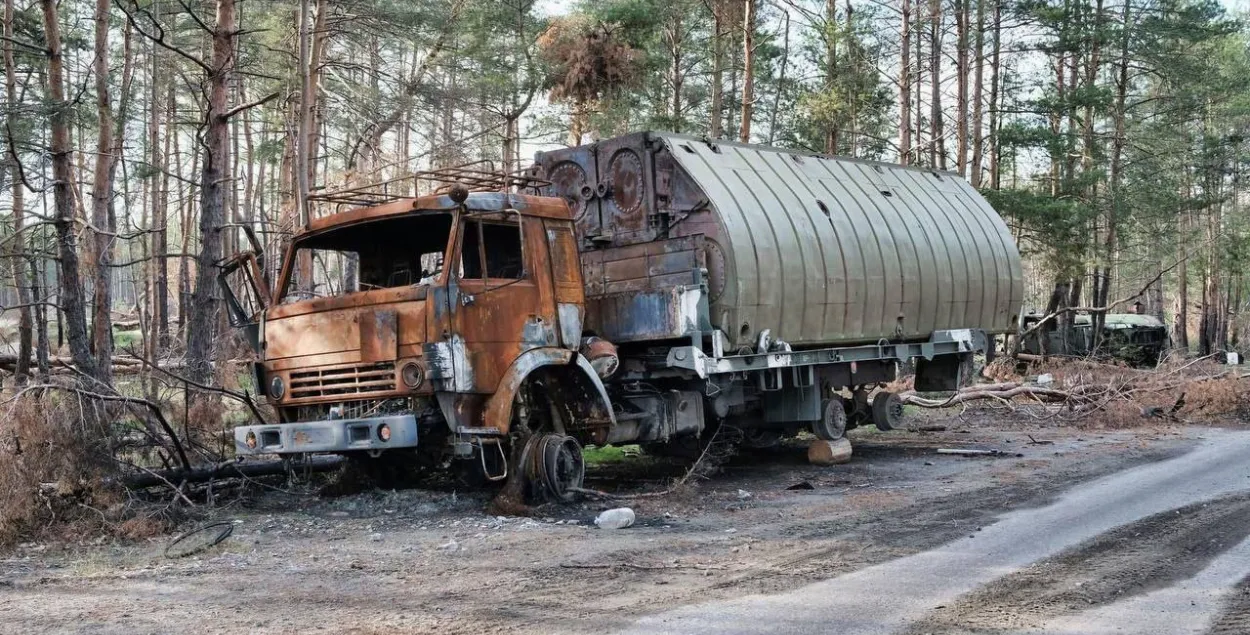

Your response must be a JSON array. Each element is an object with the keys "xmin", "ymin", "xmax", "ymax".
[{"xmin": 234, "ymin": 414, "xmax": 418, "ymax": 455}]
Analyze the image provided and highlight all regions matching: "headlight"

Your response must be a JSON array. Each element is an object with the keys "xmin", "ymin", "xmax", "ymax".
[
  {"xmin": 245, "ymin": 431, "xmax": 257, "ymax": 449},
  {"xmin": 377, "ymin": 423, "xmax": 391, "ymax": 442},
  {"xmin": 401, "ymin": 362, "xmax": 424, "ymax": 388},
  {"xmin": 269, "ymin": 375, "xmax": 285, "ymax": 399}
]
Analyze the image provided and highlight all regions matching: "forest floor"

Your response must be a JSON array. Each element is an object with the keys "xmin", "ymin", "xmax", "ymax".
[{"xmin": 0, "ymin": 408, "xmax": 1245, "ymax": 634}]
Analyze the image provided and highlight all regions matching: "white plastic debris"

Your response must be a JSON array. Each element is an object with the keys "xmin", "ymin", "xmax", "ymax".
[
  {"xmin": 737, "ymin": 489, "xmax": 752, "ymax": 500},
  {"xmin": 1037, "ymin": 373, "xmax": 1054, "ymax": 386},
  {"xmin": 594, "ymin": 508, "xmax": 636, "ymax": 529}
]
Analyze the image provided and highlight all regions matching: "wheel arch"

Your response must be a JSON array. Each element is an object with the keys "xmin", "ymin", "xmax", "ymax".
[{"xmin": 481, "ymin": 347, "xmax": 616, "ymax": 436}]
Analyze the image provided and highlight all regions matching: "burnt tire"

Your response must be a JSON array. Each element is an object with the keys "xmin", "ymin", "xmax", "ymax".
[
  {"xmin": 871, "ymin": 391, "xmax": 904, "ymax": 431},
  {"xmin": 813, "ymin": 398, "xmax": 849, "ymax": 441},
  {"xmin": 525, "ymin": 433, "xmax": 585, "ymax": 503}
]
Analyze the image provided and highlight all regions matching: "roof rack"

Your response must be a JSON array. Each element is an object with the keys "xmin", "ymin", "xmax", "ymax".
[{"xmin": 307, "ymin": 161, "xmax": 551, "ymax": 213}]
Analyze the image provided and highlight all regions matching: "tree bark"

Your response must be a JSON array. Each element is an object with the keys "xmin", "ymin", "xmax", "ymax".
[
  {"xmin": 185, "ymin": 0, "xmax": 238, "ymax": 384},
  {"xmin": 824, "ymin": 0, "xmax": 838, "ymax": 154},
  {"xmin": 42, "ymin": 0, "xmax": 98, "ymax": 380},
  {"xmin": 988, "ymin": 0, "xmax": 1002, "ymax": 188},
  {"xmin": 929, "ymin": 0, "xmax": 945, "ymax": 168},
  {"xmin": 767, "ymin": 11, "xmax": 788, "ymax": 144},
  {"xmin": 899, "ymin": 0, "xmax": 912, "ymax": 165},
  {"xmin": 970, "ymin": 0, "xmax": 985, "ymax": 186},
  {"xmin": 3, "ymin": 0, "xmax": 32, "ymax": 383},
  {"xmin": 709, "ymin": 1, "xmax": 725, "ymax": 138},
  {"xmin": 739, "ymin": 0, "xmax": 756, "ymax": 144},
  {"xmin": 955, "ymin": 0, "xmax": 969, "ymax": 177}
]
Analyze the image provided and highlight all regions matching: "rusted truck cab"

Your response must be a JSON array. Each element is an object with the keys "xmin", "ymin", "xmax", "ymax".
[{"xmin": 229, "ymin": 189, "xmax": 612, "ymax": 478}]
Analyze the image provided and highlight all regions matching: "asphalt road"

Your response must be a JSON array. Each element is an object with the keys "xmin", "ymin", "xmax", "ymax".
[{"xmin": 623, "ymin": 429, "xmax": 1250, "ymax": 635}]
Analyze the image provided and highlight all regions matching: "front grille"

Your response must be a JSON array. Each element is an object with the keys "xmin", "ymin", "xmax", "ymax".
[{"xmin": 289, "ymin": 362, "xmax": 397, "ymax": 399}]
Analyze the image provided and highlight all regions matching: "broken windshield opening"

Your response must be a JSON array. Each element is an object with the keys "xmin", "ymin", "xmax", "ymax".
[{"xmin": 281, "ymin": 212, "xmax": 452, "ymax": 303}]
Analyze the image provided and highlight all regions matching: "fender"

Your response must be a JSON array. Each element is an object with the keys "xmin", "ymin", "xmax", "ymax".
[{"xmin": 481, "ymin": 347, "xmax": 617, "ymax": 435}]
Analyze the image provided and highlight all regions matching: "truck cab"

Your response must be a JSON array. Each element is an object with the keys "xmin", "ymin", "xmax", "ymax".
[{"xmin": 225, "ymin": 187, "xmax": 614, "ymax": 490}]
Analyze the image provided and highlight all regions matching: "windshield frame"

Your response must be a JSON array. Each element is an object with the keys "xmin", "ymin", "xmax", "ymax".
[{"xmin": 275, "ymin": 209, "xmax": 460, "ymax": 305}]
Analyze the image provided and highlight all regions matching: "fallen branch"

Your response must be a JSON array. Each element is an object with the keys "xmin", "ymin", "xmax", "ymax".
[{"xmin": 123, "ymin": 456, "xmax": 342, "ymax": 489}]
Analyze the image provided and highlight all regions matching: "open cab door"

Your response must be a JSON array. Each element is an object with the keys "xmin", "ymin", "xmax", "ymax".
[{"xmin": 218, "ymin": 225, "xmax": 272, "ymax": 353}]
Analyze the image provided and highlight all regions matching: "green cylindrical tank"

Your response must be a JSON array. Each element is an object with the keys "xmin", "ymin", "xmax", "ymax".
[{"xmin": 536, "ymin": 132, "xmax": 1024, "ymax": 348}]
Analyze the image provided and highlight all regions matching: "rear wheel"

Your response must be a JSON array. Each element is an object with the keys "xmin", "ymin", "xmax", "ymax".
[
  {"xmin": 812, "ymin": 398, "xmax": 848, "ymax": 441},
  {"xmin": 871, "ymin": 391, "xmax": 904, "ymax": 431}
]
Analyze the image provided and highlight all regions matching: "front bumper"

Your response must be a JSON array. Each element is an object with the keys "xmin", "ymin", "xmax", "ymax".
[{"xmin": 234, "ymin": 414, "xmax": 418, "ymax": 455}]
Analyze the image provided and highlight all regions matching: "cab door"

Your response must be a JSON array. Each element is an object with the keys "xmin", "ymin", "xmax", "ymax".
[{"xmin": 448, "ymin": 213, "xmax": 558, "ymax": 393}]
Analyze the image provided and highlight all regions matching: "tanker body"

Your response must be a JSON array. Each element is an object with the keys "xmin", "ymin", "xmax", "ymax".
[{"xmin": 224, "ymin": 132, "xmax": 1023, "ymax": 499}]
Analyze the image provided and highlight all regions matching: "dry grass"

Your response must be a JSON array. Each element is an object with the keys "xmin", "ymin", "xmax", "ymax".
[
  {"xmin": 0, "ymin": 393, "xmax": 171, "ymax": 547},
  {"xmin": 1005, "ymin": 356, "xmax": 1249, "ymax": 428}
]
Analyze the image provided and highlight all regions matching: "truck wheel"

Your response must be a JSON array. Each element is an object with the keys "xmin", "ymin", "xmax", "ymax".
[
  {"xmin": 812, "ymin": 398, "xmax": 848, "ymax": 441},
  {"xmin": 871, "ymin": 391, "xmax": 904, "ymax": 431},
  {"xmin": 525, "ymin": 433, "xmax": 585, "ymax": 503}
]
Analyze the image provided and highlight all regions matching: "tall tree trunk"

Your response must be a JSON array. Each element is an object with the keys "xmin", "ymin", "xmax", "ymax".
[
  {"xmin": 955, "ymin": 0, "xmax": 969, "ymax": 177},
  {"xmin": 1175, "ymin": 210, "xmax": 1190, "ymax": 350},
  {"xmin": 929, "ymin": 0, "xmax": 945, "ymax": 168},
  {"xmin": 41, "ymin": 0, "xmax": 98, "ymax": 380},
  {"xmin": 900, "ymin": 0, "xmax": 912, "ymax": 165},
  {"xmin": 666, "ymin": 10, "xmax": 685, "ymax": 132},
  {"xmin": 185, "ymin": 0, "xmax": 238, "ymax": 384},
  {"xmin": 824, "ymin": 0, "xmax": 838, "ymax": 154},
  {"xmin": 914, "ymin": 0, "xmax": 924, "ymax": 165},
  {"xmin": 709, "ymin": 1, "xmax": 725, "ymax": 138},
  {"xmin": 988, "ymin": 0, "xmax": 1002, "ymax": 188},
  {"xmin": 739, "ymin": 0, "xmax": 756, "ymax": 143},
  {"xmin": 90, "ymin": 0, "xmax": 119, "ymax": 384},
  {"xmin": 3, "ymin": 0, "xmax": 32, "ymax": 383},
  {"xmin": 157, "ymin": 84, "xmax": 173, "ymax": 351},
  {"xmin": 970, "ymin": 0, "xmax": 985, "ymax": 186},
  {"xmin": 296, "ymin": 0, "xmax": 313, "ymax": 229},
  {"xmin": 767, "ymin": 11, "xmax": 789, "ymax": 144}
]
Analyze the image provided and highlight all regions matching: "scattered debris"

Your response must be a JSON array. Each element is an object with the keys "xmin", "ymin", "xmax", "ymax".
[
  {"xmin": 594, "ymin": 508, "xmax": 636, "ymax": 529},
  {"xmin": 786, "ymin": 481, "xmax": 815, "ymax": 490},
  {"xmin": 736, "ymin": 489, "xmax": 753, "ymax": 500},
  {"xmin": 164, "ymin": 521, "xmax": 235, "ymax": 559},
  {"xmin": 936, "ymin": 448, "xmax": 1024, "ymax": 458}
]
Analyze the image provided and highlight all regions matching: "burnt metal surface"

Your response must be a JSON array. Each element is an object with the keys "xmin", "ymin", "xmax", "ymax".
[{"xmin": 535, "ymin": 132, "xmax": 1025, "ymax": 348}]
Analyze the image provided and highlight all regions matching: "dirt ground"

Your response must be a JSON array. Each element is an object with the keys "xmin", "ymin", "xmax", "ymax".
[{"xmin": 0, "ymin": 410, "xmax": 1213, "ymax": 634}]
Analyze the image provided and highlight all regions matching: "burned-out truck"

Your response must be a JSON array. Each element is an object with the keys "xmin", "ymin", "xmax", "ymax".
[{"xmin": 224, "ymin": 132, "xmax": 1024, "ymax": 497}]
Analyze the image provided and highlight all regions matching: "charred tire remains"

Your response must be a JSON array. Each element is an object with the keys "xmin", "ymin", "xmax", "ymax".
[{"xmin": 525, "ymin": 433, "xmax": 585, "ymax": 503}]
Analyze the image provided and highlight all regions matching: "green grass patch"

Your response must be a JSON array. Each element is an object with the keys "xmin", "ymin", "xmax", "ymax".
[
  {"xmin": 582, "ymin": 444, "xmax": 641, "ymax": 465},
  {"xmin": 113, "ymin": 329, "xmax": 142, "ymax": 350}
]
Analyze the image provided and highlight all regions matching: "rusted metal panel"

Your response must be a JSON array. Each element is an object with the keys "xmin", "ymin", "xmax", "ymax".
[
  {"xmin": 587, "ymin": 285, "xmax": 708, "ymax": 342},
  {"xmin": 535, "ymin": 132, "xmax": 1025, "ymax": 348},
  {"xmin": 359, "ymin": 309, "xmax": 398, "ymax": 362}
]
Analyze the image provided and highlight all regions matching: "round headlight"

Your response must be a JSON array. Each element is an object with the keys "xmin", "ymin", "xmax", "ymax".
[
  {"xmin": 377, "ymin": 423, "xmax": 391, "ymax": 442},
  {"xmin": 269, "ymin": 375, "xmax": 285, "ymax": 399},
  {"xmin": 401, "ymin": 362, "xmax": 424, "ymax": 388},
  {"xmin": 245, "ymin": 431, "xmax": 257, "ymax": 449}
]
